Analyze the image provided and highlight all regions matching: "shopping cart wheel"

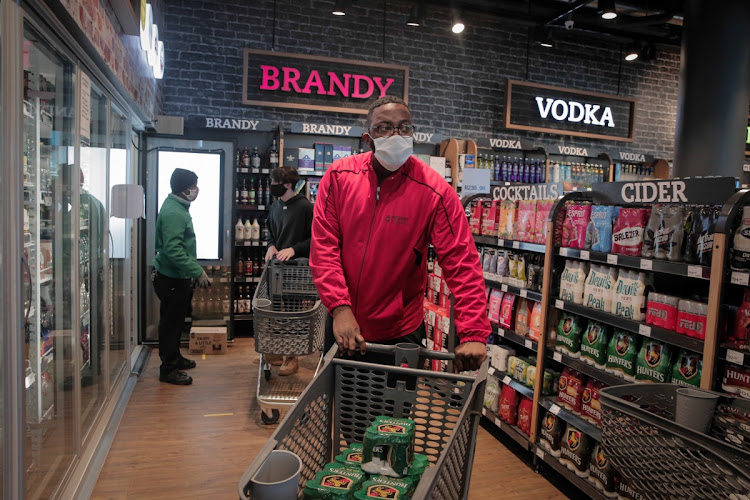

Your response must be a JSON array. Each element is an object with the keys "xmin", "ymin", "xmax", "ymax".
[{"xmin": 261, "ymin": 408, "xmax": 280, "ymax": 425}]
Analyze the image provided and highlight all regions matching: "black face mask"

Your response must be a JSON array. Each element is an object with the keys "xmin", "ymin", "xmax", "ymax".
[{"xmin": 270, "ymin": 184, "xmax": 287, "ymax": 198}]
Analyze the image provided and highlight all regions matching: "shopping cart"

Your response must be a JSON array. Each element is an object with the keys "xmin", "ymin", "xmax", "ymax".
[
  {"xmin": 252, "ymin": 258, "xmax": 326, "ymax": 424},
  {"xmin": 599, "ymin": 384, "xmax": 750, "ymax": 499},
  {"xmin": 238, "ymin": 342, "xmax": 488, "ymax": 500}
]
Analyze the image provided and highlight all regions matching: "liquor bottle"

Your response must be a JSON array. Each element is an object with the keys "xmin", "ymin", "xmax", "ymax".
[
  {"xmin": 262, "ymin": 218, "xmax": 270, "ymax": 242},
  {"xmin": 248, "ymin": 177, "xmax": 256, "ymax": 205},
  {"xmin": 251, "ymin": 218, "xmax": 261, "ymax": 242},
  {"xmin": 245, "ymin": 250, "xmax": 253, "ymax": 277},
  {"xmin": 241, "ymin": 147, "xmax": 250, "ymax": 167},
  {"xmin": 251, "ymin": 146, "xmax": 261, "ymax": 168},
  {"xmin": 240, "ymin": 179, "xmax": 248, "ymax": 204},
  {"xmin": 236, "ymin": 150, "xmax": 241, "ymax": 168},
  {"xmin": 235, "ymin": 178, "xmax": 240, "ymax": 204},
  {"xmin": 222, "ymin": 286, "xmax": 230, "ymax": 315},
  {"xmin": 244, "ymin": 285, "xmax": 252, "ymax": 312},
  {"xmin": 243, "ymin": 219, "xmax": 253, "ymax": 241},
  {"xmin": 236, "ymin": 249, "xmax": 244, "ymax": 275},
  {"xmin": 235, "ymin": 218, "xmax": 245, "ymax": 242},
  {"xmin": 511, "ymin": 157, "xmax": 519, "ymax": 183},
  {"xmin": 522, "ymin": 158, "xmax": 529, "ymax": 183},
  {"xmin": 269, "ymin": 139, "xmax": 279, "ymax": 168},
  {"xmin": 259, "ymin": 178, "xmax": 266, "ymax": 206},
  {"xmin": 254, "ymin": 252, "xmax": 261, "ymax": 277},
  {"xmin": 265, "ymin": 183, "xmax": 272, "ymax": 206},
  {"xmin": 237, "ymin": 286, "xmax": 246, "ymax": 314},
  {"xmin": 501, "ymin": 156, "xmax": 508, "ymax": 182}
]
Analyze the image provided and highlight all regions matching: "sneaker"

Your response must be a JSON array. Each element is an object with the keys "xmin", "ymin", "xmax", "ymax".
[
  {"xmin": 159, "ymin": 370, "xmax": 193, "ymax": 385},
  {"xmin": 177, "ymin": 357, "xmax": 196, "ymax": 370},
  {"xmin": 279, "ymin": 356, "xmax": 299, "ymax": 376}
]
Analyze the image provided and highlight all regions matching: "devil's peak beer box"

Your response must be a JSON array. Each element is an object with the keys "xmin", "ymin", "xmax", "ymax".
[{"xmin": 189, "ymin": 327, "xmax": 227, "ymax": 355}]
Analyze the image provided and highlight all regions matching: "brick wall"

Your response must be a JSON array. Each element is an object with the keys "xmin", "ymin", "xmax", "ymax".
[{"xmin": 163, "ymin": 0, "xmax": 681, "ymax": 159}]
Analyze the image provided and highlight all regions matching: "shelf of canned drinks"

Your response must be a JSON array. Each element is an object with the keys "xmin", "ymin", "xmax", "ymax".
[
  {"xmin": 546, "ymin": 349, "xmax": 628, "ymax": 387},
  {"xmin": 480, "ymin": 406, "xmax": 532, "ymax": 450},
  {"xmin": 484, "ymin": 277, "xmax": 543, "ymax": 303},
  {"xmin": 539, "ymin": 398, "xmax": 602, "ymax": 442},
  {"xmin": 494, "ymin": 326, "xmax": 539, "ymax": 352},
  {"xmin": 558, "ymin": 246, "xmax": 712, "ymax": 280},
  {"xmin": 473, "ymin": 235, "xmax": 546, "ymax": 254},
  {"xmin": 532, "ymin": 445, "xmax": 612, "ymax": 500},
  {"xmin": 554, "ymin": 300, "xmax": 705, "ymax": 353},
  {"xmin": 488, "ymin": 367, "xmax": 536, "ymax": 400}
]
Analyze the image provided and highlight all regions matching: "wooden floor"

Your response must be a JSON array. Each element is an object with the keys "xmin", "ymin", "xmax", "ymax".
[{"xmin": 91, "ymin": 339, "xmax": 568, "ymax": 500}]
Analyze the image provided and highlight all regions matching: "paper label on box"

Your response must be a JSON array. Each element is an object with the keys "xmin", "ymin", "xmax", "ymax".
[
  {"xmin": 687, "ymin": 266, "xmax": 703, "ymax": 279},
  {"xmin": 727, "ymin": 350, "xmax": 744, "ymax": 365},
  {"xmin": 732, "ymin": 272, "xmax": 750, "ymax": 286},
  {"xmin": 640, "ymin": 259, "xmax": 653, "ymax": 271},
  {"xmin": 607, "ymin": 254, "xmax": 618, "ymax": 265},
  {"xmin": 638, "ymin": 324, "xmax": 651, "ymax": 337}
]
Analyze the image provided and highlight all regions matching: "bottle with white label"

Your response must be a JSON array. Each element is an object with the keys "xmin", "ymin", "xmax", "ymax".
[
  {"xmin": 243, "ymin": 219, "xmax": 253, "ymax": 241},
  {"xmin": 251, "ymin": 218, "xmax": 261, "ymax": 242},
  {"xmin": 731, "ymin": 207, "xmax": 750, "ymax": 271},
  {"xmin": 269, "ymin": 140, "xmax": 278, "ymax": 167},
  {"xmin": 235, "ymin": 218, "xmax": 245, "ymax": 241}
]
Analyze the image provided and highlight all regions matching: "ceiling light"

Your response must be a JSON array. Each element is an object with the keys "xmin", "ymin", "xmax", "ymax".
[
  {"xmin": 407, "ymin": 3, "xmax": 422, "ymax": 27},
  {"xmin": 332, "ymin": 0, "xmax": 351, "ymax": 16},
  {"xmin": 625, "ymin": 43, "xmax": 640, "ymax": 61},
  {"xmin": 452, "ymin": 20, "xmax": 465, "ymax": 33},
  {"xmin": 600, "ymin": 0, "xmax": 617, "ymax": 20},
  {"xmin": 533, "ymin": 26, "xmax": 554, "ymax": 48}
]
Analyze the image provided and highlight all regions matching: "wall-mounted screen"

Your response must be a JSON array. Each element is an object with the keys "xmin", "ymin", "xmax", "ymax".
[{"xmin": 157, "ymin": 150, "xmax": 223, "ymax": 260}]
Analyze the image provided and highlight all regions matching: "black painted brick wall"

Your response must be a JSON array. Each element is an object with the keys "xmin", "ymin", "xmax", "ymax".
[{"xmin": 162, "ymin": 0, "xmax": 681, "ymax": 159}]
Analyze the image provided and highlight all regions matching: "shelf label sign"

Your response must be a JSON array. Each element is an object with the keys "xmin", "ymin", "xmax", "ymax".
[
  {"xmin": 413, "ymin": 132, "xmax": 443, "ymax": 144},
  {"xmin": 618, "ymin": 151, "xmax": 654, "ymax": 163},
  {"xmin": 591, "ymin": 177, "xmax": 737, "ymax": 206},
  {"xmin": 462, "ymin": 168, "xmax": 491, "ymax": 198},
  {"xmin": 506, "ymin": 80, "xmax": 636, "ymax": 142},
  {"xmin": 475, "ymin": 137, "xmax": 533, "ymax": 150},
  {"xmin": 190, "ymin": 117, "xmax": 277, "ymax": 131},
  {"xmin": 491, "ymin": 182, "xmax": 563, "ymax": 201},
  {"xmin": 291, "ymin": 122, "xmax": 363, "ymax": 137},
  {"xmin": 243, "ymin": 49, "xmax": 409, "ymax": 115}
]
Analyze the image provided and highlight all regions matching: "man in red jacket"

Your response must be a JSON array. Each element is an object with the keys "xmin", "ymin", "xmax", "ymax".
[{"xmin": 310, "ymin": 96, "xmax": 490, "ymax": 372}]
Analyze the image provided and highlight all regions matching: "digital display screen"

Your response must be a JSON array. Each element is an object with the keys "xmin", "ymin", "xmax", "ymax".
[{"xmin": 157, "ymin": 150, "xmax": 222, "ymax": 260}]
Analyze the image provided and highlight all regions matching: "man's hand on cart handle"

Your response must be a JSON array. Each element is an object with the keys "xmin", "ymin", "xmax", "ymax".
[
  {"xmin": 265, "ymin": 245, "xmax": 278, "ymax": 262},
  {"xmin": 454, "ymin": 342, "xmax": 486, "ymax": 373},
  {"xmin": 276, "ymin": 247, "xmax": 296, "ymax": 261},
  {"xmin": 333, "ymin": 306, "xmax": 366, "ymax": 356}
]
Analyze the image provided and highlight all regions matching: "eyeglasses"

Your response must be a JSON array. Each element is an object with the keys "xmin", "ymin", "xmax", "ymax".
[{"xmin": 369, "ymin": 123, "xmax": 415, "ymax": 137}]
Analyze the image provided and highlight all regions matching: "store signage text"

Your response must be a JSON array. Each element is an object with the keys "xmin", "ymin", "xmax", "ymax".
[
  {"xmin": 244, "ymin": 49, "xmax": 408, "ymax": 115},
  {"xmin": 592, "ymin": 177, "xmax": 736, "ymax": 206},
  {"xmin": 619, "ymin": 152, "xmax": 648, "ymax": 162},
  {"xmin": 491, "ymin": 139, "xmax": 522, "ymax": 149},
  {"xmin": 492, "ymin": 183, "xmax": 562, "ymax": 201},
  {"xmin": 291, "ymin": 122, "xmax": 363, "ymax": 137},
  {"xmin": 506, "ymin": 80, "xmax": 635, "ymax": 142},
  {"xmin": 139, "ymin": 1, "xmax": 164, "ymax": 79},
  {"xmin": 204, "ymin": 118, "xmax": 267, "ymax": 130},
  {"xmin": 535, "ymin": 97, "xmax": 615, "ymax": 128},
  {"xmin": 558, "ymin": 146, "xmax": 588, "ymax": 156}
]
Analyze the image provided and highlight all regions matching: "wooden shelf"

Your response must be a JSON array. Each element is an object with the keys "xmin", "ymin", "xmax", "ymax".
[{"xmin": 554, "ymin": 299, "xmax": 705, "ymax": 353}]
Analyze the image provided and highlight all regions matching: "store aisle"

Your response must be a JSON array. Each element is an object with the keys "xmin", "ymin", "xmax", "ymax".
[{"xmin": 91, "ymin": 339, "xmax": 567, "ymax": 500}]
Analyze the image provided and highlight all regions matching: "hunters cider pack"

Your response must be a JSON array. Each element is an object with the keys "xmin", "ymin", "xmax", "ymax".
[{"xmin": 362, "ymin": 417, "xmax": 416, "ymax": 478}]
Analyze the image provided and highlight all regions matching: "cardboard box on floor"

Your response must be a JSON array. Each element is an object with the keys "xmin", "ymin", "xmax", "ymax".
[{"xmin": 189, "ymin": 327, "xmax": 227, "ymax": 355}]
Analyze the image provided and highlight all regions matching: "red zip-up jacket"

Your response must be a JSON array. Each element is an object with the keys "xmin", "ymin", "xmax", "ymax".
[{"xmin": 310, "ymin": 152, "xmax": 490, "ymax": 344}]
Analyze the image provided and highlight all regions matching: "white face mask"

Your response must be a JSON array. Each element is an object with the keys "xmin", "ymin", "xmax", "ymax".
[
  {"xmin": 184, "ymin": 188, "xmax": 199, "ymax": 202},
  {"xmin": 373, "ymin": 135, "xmax": 413, "ymax": 172}
]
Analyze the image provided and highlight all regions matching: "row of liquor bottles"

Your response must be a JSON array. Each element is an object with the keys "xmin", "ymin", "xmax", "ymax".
[
  {"xmin": 237, "ymin": 141, "xmax": 279, "ymax": 169},
  {"xmin": 235, "ymin": 217, "xmax": 269, "ymax": 242},
  {"xmin": 550, "ymin": 161, "xmax": 607, "ymax": 189},
  {"xmin": 235, "ymin": 175, "xmax": 273, "ymax": 207},
  {"xmin": 471, "ymin": 155, "xmax": 546, "ymax": 184},
  {"xmin": 236, "ymin": 248, "xmax": 266, "ymax": 278},
  {"xmin": 192, "ymin": 284, "xmax": 259, "ymax": 317}
]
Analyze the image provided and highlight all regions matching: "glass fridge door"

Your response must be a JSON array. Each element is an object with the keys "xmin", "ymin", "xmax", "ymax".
[{"xmin": 22, "ymin": 28, "xmax": 76, "ymax": 499}]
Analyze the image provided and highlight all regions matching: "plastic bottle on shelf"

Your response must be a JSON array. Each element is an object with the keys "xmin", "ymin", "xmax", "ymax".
[
  {"xmin": 235, "ymin": 218, "xmax": 245, "ymax": 241},
  {"xmin": 243, "ymin": 219, "xmax": 253, "ymax": 241},
  {"xmin": 251, "ymin": 218, "xmax": 260, "ymax": 242}
]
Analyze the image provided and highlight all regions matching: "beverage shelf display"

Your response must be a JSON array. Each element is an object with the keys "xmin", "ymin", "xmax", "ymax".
[{"xmin": 467, "ymin": 176, "xmax": 743, "ymax": 500}]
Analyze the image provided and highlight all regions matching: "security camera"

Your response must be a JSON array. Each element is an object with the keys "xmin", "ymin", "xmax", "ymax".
[{"xmin": 565, "ymin": 19, "xmax": 574, "ymax": 30}]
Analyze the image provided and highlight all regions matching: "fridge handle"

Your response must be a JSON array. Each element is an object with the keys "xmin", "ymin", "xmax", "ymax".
[{"xmin": 22, "ymin": 252, "xmax": 32, "ymax": 326}]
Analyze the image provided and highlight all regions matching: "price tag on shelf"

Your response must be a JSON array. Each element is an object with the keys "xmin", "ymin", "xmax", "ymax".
[
  {"xmin": 512, "ymin": 241, "xmax": 520, "ymax": 249},
  {"xmin": 219, "ymin": 278, "xmax": 227, "ymax": 283},
  {"xmin": 607, "ymin": 254, "xmax": 618, "ymax": 265},
  {"xmin": 731, "ymin": 272, "xmax": 750, "ymax": 286},
  {"xmin": 687, "ymin": 266, "xmax": 703, "ymax": 279},
  {"xmin": 489, "ymin": 367, "xmax": 497, "ymax": 377},
  {"xmin": 553, "ymin": 352, "xmax": 562, "ymax": 362},
  {"xmin": 503, "ymin": 376, "xmax": 511, "ymax": 385},
  {"xmin": 560, "ymin": 248, "xmax": 569, "ymax": 257},
  {"xmin": 638, "ymin": 324, "xmax": 652, "ymax": 337},
  {"xmin": 240, "ymin": 168, "xmax": 248, "ymax": 173},
  {"xmin": 495, "ymin": 418, "xmax": 503, "ymax": 429},
  {"xmin": 640, "ymin": 259, "xmax": 653, "ymax": 271},
  {"xmin": 555, "ymin": 299, "xmax": 564, "ymax": 310},
  {"xmin": 550, "ymin": 404, "xmax": 561, "ymax": 416},
  {"xmin": 727, "ymin": 350, "xmax": 745, "ymax": 365},
  {"xmin": 258, "ymin": 205, "xmax": 265, "ymax": 210},
  {"xmin": 223, "ymin": 316, "xmax": 231, "ymax": 321},
  {"xmin": 252, "ymin": 168, "xmax": 261, "ymax": 174},
  {"xmin": 244, "ymin": 241, "xmax": 251, "ymax": 246},
  {"xmin": 497, "ymin": 328, "xmax": 505, "ymax": 337},
  {"xmin": 525, "ymin": 339, "xmax": 533, "ymax": 349},
  {"xmin": 580, "ymin": 250, "xmax": 590, "ymax": 260},
  {"xmin": 498, "ymin": 239, "xmax": 505, "ymax": 246},
  {"xmin": 536, "ymin": 448, "xmax": 545, "ymax": 459},
  {"xmin": 501, "ymin": 284, "xmax": 508, "ymax": 292},
  {"xmin": 262, "ymin": 169, "xmax": 269, "ymax": 174},
  {"xmin": 521, "ymin": 289, "xmax": 528, "ymax": 298},
  {"xmin": 482, "ymin": 408, "xmax": 488, "ymax": 417}
]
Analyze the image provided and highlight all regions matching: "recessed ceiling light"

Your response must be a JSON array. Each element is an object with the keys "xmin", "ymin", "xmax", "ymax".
[
  {"xmin": 407, "ymin": 3, "xmax": 422, "ymax": 26},
  {"xmin": 625, "ymin": 43, "xmax": 640, "ymax": 61},
  {"xmin": 452, "ymin": 21, "xmax": 465, "ymax": 33},
  {"xmin": 600, "ymin": 0, "xmax": 617, "ymax": 20}
]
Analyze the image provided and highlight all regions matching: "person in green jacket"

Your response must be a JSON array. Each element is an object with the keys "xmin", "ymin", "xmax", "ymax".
[{"xmin": 152, "ymin": 168, "xmax": 212, "ymax": 385}]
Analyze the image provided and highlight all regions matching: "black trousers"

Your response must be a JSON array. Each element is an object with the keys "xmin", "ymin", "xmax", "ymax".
[
  {"xmin": 153, "ymin": 271, "xmax": 192, "ymax": 376},
  {"xmin": 324, "ymin": 313, "xmax": 426, "ymax": 366}
]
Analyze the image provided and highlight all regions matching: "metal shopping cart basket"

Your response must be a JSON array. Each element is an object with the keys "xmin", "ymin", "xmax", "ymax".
[
  {"xmin": 599, "ymin": 384, "xmax": 750, "ymax": 499},
  {"xmin": 252, "ymin": 258, "xmax": 326, "ymax": 424},
  {"xmin": 238, "ymin": 343, "xmax": 488, "ymax": 500}
]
